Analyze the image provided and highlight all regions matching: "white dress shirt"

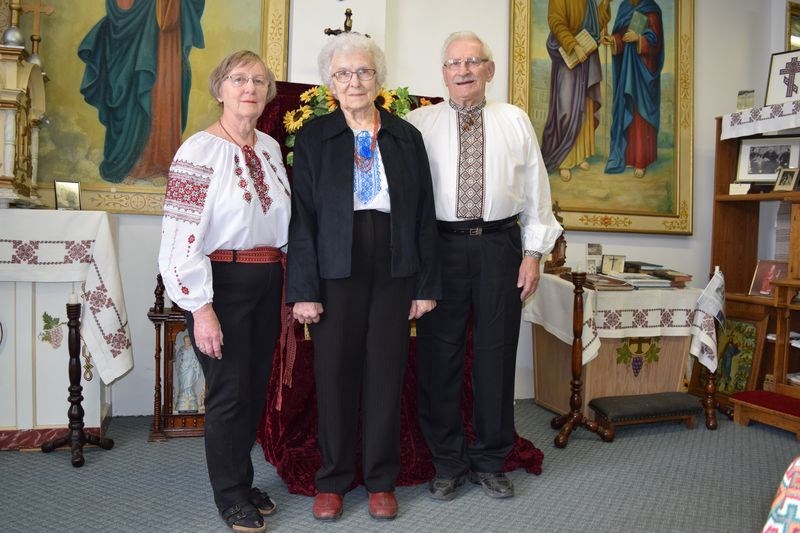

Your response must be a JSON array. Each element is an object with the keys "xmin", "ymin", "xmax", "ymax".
[
  {"xmin": 405, "ymin": 100, "xmax": 562, "ymax": 254},
  {"xmin": 158, "ymin": 130, "xmax": 291, "ymax": 312}
]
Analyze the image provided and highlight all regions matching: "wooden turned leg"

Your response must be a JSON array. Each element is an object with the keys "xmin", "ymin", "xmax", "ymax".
[{"xmin": 703, "ymin": 370, "xmax": 718, "ymax": 430}]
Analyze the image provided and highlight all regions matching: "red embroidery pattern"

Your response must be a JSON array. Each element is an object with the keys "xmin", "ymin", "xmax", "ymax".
[
  {"xmin": 85, "ymin": 262, "xmax": 129, "ymax": 359},
  {"xmin": 164, "ymin": 159, "xmax": 213, "ymax": 225},
  {"xmin": 85, "ymin": 282, "xmax": 113, "ymax": 312},
  {"xmin": 243, "ymin": 145, "xmax": 272, "ymax": 214},
  {"xmin": 64, "ymin": 240, "xmax": 93, "ymax": 264},
  {"xmin": 234, "ymin": 154, "xmax": 251, "ymax": 204},
  {"xmin": 103, "ymin": 325, "xmax": 132, "ymax": 358},
  {"xmin": 263, "ymin": 150, "xmax": 290, "ymax": 197},
  {"xmin": 10, "ymin": 240, "xmax": 39, "ymax": 264}
]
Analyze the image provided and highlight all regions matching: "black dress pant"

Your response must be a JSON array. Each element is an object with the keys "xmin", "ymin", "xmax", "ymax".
[
  {"xmin": 187, "ymin": 260, "xmax": 283, "ymax": 512},
  {"xmin": 416, "ymin": 225, "xmax": 522, "ymax": 476},
  {"xmin": 311, "ymin": 210, "xmax": 414, "ymax": 494}
]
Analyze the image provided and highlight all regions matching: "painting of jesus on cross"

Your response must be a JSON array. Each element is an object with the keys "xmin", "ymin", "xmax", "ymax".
[{"xmin": 767, "ymin": 50, "xmax": 800, "ymax": 106}]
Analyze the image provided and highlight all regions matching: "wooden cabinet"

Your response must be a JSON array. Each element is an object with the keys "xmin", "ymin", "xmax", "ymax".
[
  {"xmin": 710, "ymin": 117, "xmax": 800, "ymax": 438},
  {"xmin": 147, "ymin": 275, "xmax": 205, "ymax": 441}
]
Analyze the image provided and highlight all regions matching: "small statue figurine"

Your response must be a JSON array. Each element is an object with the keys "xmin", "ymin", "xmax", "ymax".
[
  {"xmin": 174, "ymin": 333, "xmax": 201, "ymax": 412},
  {"xmin": 324, "ymin": 9, "xmax": 369, "ymax": 37}
]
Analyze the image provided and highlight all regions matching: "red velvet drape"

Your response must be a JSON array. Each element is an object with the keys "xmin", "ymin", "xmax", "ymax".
[{"xmin": 255, "ymin": 81, "xmax": 544, "ymax": 496}]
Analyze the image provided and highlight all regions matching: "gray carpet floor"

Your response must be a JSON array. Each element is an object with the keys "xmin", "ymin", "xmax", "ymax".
[{"xmin": 1, "ymin": 399, "xmax": 797, "ymax": 532}]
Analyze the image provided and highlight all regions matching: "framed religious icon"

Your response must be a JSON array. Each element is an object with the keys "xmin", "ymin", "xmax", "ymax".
[
  {"xmin": 601, "ymin": 254, "xmax": 626, "ymax": 275},
  {"xmin": 735, "ymin": 138, "xmax": 800, "ymax": 183},
  {"xmin": 749, "ymin": 260, "xmax": 789, "ymax": 297},
  {"xmin": 766, "ymin": 50, "xmax": 800, "ymax": 106},
  {"xmin": 508, "ymin": 0, "xmax": 694, "ymax": 234},
  {"xmin": 54, "ymin": 181, "xmax": 81, "ymax": 210},
  {"xmin": 689, "ymin": 312, "xmax": 768, "ymax": 416},
  {"xmin": 773, "ymin": 167, "xmax": 800, "ymax": 192}
]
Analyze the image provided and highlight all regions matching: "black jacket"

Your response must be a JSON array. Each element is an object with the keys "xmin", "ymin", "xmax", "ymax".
[{"xmin": 286, "ymin": 105, "xmax": 441, "ymax": 303}]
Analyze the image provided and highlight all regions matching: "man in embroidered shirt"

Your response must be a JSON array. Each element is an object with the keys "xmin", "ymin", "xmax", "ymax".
[{"xmin": 405, "ymin": 31, "xmax": 562, "ymax": 501}]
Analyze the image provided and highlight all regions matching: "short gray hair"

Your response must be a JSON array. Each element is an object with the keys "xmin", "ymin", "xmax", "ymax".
[
  {"xmin": 440, "ymin": 31, "xmax": 494, "ymax": 64},
  {"xmin": 208, "ymin": 50, "xmax": 277, "ymax": 105},
  {"xmin": 318, "ymin": 33, "xmax": 388, "ymax": 88}
]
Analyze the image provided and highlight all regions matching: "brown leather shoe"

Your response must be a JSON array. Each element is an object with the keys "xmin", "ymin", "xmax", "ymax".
[
  {"xmin": 368, "ymin": 491, "xmax": 398, "ymax": 520},
  {"xmin": 312, "ymin": 493, "xmax": 343, "ymax": 521}
]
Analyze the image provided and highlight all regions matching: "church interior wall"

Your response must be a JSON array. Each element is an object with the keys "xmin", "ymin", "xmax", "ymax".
[{"xmin": 14, "ymin": 0, "xmax": 786, "ymax": 415}]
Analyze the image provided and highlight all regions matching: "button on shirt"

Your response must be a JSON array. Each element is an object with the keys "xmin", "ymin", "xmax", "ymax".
[{"xmin": 405, "ymin": 100, "xmax": 562, "ymax": 254}]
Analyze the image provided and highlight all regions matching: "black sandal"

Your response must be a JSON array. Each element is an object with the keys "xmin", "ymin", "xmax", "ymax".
[
  {"xmin": 220, "ymin": 502, "xmax": 265, "ymax": 533},
  {"xmin": 249, "ymin": 487, "xmax": 277, "ymax": 516}
]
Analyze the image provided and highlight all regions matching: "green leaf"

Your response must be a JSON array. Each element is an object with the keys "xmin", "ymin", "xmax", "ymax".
[
  {"xmin": 285, "ymin": 134, "xmax": 295, "ymax": 148},
  {"xmin": 286, "ymin": 152, "xmax": 294, "ymax": 166}
]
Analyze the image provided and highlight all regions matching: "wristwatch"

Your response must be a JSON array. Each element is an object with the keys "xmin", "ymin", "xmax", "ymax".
[{"xmin": 524, "ymin": 250, "xmax": 543, "ymax": 260}]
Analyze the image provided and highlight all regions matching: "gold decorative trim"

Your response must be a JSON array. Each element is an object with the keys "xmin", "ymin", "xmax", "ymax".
[
  {"xmin": 261, "ymin": 0, "xmax": 289, "ymax": 81},
  {"xmin": 508, "ymin": 0, "xmax": 694, "ymax": 235}
]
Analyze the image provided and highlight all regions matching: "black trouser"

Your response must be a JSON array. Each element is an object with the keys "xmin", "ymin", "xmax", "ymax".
[
  {"xmin": 187, "ymin": 260, "xmax": 283, "ymax": 512},
  {"xmin": 416, "ymin": 225, "xmax": 521, "ymax": 476},
  {"xmin": 311, "ymin": 210, "xmax": 414, "ymax": 494}
]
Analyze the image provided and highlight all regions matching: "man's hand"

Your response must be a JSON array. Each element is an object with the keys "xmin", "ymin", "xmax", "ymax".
[
  {"xmin": 517, "ymin": 256, "xmax": 541, "ymax": 301},
  {"xmin": 192, "ymin": 303, "xmax": 223, "ymax": 359},
  {"xmin": 622, "ymin": 30, "xmax": 639, "ymax": 43},
  {"xmin": 293, "ymin": 301, "xmax": 324, "ymax": 324},
  {"xmin": 409, "ymin": 299, "xmax": 437, "ymax": 320}
]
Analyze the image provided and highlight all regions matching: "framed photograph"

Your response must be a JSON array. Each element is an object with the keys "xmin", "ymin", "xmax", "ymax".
[
  {"xmin": 54, "ymin": 181, "xmax": 81, "ymax": 210},
  {"xmin": 736, "ymin": 138, "xmax": 800, "ymax": 183},
  {"xmin": 600, "ymin": 254, "xmax": 626, "ymax": 275},
  {"xmin": 749, "ymin": 260, "xmax": 789, "ymax": 297},
  {"xmin": 773, "ymin": 167, "xmax": 800, "ymax": 191},
  {"xmin": 766, "ymin": 50, "xmax": 800, "ymax": 106},
  {"xmin": 688, "ymin": 311, "xmax": 768, "ymax": 415},
  {"xmin": 508, "ymin": 0, "xmax": 693, "ymax": 234}
]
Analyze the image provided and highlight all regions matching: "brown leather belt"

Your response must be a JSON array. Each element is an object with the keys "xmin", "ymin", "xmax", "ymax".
[
  {"xmin": 208, "ymin": 246, "xmax": 283, "ymax": 264},
  {"xmin": 437, "ymin": 215, "xmax": 519, "ymax": 236}
]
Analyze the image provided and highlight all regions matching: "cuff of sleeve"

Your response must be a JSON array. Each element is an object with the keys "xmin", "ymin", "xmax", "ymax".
[{"xmin": 524, "ymin": 250, "xmax": 543, "ymax": 260}]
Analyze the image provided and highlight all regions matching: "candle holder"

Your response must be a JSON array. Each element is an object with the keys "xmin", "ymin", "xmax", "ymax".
[{"xmin": 41, "ymin": 299, "xmax": 114, "ymax": 466}]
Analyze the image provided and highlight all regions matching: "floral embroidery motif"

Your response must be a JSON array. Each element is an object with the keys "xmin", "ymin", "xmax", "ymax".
[
  {"xmin": 64, "ymin": 240, "xmax": 93, "ymax": 264},
  {"xmin": 10, "ymin": 240, "xmax": 39, "ymax": 264},
  {"xmin": 103, "ymin": 325, "xmax": 132, "ymax": 359},
  {"xmin": 243, "ymin": 145, "xmax": 272, "ymax": 214},
  {"xmin": 39, "ymin": 311, "xmax": 66, "ymax": 349},
  {"xmin": 85, "ymin": 283, "xmax": 113, "ymax": 312},
  {"xmin": 263, "ymin": 150, "xmax": 290, "ymax": 197}
]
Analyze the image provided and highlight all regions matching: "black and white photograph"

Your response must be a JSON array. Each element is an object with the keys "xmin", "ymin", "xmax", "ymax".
[
  {"xmin": 773, "ymin": 167, "xmax": 800, "ymax": 192},
  {"xmin": 736, "ymin": 137, "xmax": 800, "ymax": 183}
]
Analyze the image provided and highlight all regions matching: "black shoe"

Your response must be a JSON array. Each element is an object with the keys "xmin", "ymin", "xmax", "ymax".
[
  {"xmin": 469, "ymin": 471, "xmax": 514, "ymax": 499},
  {"xmin": 221, "ymin": 502, "xmax": 265, "ymax": 533},
  {"xmin": 428, "ymin": 473, "xmax": 466, "ymax": 501},
  {"xmin": 249, "ymin": 487, "xmax": 276, "ymax": 516}
]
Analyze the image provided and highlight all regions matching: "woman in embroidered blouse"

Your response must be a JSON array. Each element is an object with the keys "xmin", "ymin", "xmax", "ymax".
[
  {"xmin": 286, "ymin": 33, "xmax": 440, "ymax": 521},
  {"xmin": 158, "ymin": 50, "xmax": 290, "ymax": 533}
]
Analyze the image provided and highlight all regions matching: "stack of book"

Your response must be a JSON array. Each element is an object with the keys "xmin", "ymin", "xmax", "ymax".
[
  {"xmin": 560, "ymin": 272, "xmax": 634, "ymax": 291},
  {"xmin": 651, "ymin": 269, "xmax": 693, "ymax": 288},
  {"xmin": 624, "ymin": 261, "xmax": 663, "ymax": 273}
]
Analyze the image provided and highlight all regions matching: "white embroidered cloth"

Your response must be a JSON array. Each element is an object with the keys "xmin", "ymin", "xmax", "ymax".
[
  {"xmin": 0, "ymin": 210, "xmax": 133, "ymax": 383},
  {"xmin": 523, "ymin": 274, "xmax": 710, "ymax": 365},
  {"xmin": 721, "ymin": 100, "xmax": 800, "ymax": 140}
]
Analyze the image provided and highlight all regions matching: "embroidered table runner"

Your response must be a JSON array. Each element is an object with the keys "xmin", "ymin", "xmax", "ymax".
[
  {"xmin": 0, "ymin": 210, "xmax": 133, "ymax": 383},
  {"xmin": 524, "ymin": 274, "xmax": 713, "ymax": 367}
]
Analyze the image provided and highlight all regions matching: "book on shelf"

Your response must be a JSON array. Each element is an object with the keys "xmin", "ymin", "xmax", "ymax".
[
  {"xmin": 560, "ymin": 272, "xmax": 634, "ymax": 291},
  {"xmin": 607, "ymin": 272, "xmax": 673, "ymax": 289},
  {"xmin": 624, "ymin": 260, "xmax": 664, "ymax": 273},
  {"xmin": 558, "ymin": 28, "xmax": 598, "ymax": 70}
]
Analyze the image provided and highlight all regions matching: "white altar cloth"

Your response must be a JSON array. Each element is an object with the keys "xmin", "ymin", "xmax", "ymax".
[
  {"xmin": 720, "ymin": 100, "xmax": 800, "ymax": 140},
  {"xmin": 523, "ymin": 274, "xmax": 708, "ymax": 365},
  {"xmin": 0, "ymin": 210, "xmax": 133, "ymax": 383}
]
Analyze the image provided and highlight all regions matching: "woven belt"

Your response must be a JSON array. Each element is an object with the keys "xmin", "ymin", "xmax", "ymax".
[
  {"xmin": 208, "ymin": 246, "xmax": 283, "ymax": 264},
  {"xmin": 437, "ymin": 215, "xmax": 519, "ymax": 236}
]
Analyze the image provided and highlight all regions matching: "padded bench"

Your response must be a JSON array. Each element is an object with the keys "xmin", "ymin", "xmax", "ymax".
[{"xmin": 588, "ymin": 392, "xmax": 703, "ymax": 442}]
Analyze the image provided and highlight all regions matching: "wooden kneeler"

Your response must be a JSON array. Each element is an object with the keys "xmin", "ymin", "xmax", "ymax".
[{"xmin": 588, "ymin": 392, "xmax": 704, "ymax": 442}]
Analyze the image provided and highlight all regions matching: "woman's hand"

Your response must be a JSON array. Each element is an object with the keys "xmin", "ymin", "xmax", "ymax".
[
  {"xmin": 192, "ymin": 303, "xmax": 223, "ymax": 359},
  {"xmin": 409, "ymin": 299, "xmax": 437, "ymax": 320},
  {"xmin": 293, "ymin": 302, "xmax": 324, "ymax": 324}
]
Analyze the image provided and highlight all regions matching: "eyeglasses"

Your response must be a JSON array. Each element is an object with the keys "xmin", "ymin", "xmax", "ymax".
[
  {"xmin": 226, "ymin": 74, "xmax": 268, "ymax": 88},
  {"xmin": 443, "ymin": 57, "xmax": 489, "ymax": 70},
  {"xmin": 331, "ymin": 68, "xmax": 377, "ymax": 83}
]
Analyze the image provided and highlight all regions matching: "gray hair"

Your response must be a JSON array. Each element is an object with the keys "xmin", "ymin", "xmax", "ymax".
[
  {"xmin": 440, "ymin": 31, "xmax": 494, "ymax": 64},
  {"xmin": 208, "ymin": 50, "xmax": 277, "ymax": 105},
  {"xmin": 317, "ymin": 33, "xmax": 388, "ymax": 87}
]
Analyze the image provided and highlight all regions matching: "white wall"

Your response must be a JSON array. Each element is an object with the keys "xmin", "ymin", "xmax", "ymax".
[{"xmin": 108, "ymin": 0, "xmax": 782, "ymax": 415}]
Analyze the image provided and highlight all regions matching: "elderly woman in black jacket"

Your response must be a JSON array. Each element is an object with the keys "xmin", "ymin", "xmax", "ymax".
[{"xmin": 286, "ymin": 32, "xmax": 440, "ymax": 521}]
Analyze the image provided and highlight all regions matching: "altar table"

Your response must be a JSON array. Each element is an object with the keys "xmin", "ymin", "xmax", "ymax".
[
  {"xmin": 0, "ymin": 210, "xmax": 132, "ymax": 449},
  {"xmin": 524, "ymin": 274, "xmax": 710, "ymax": 415}
]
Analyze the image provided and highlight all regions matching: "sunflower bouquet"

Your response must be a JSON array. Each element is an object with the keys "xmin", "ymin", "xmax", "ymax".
[{"xmin": 282, "ymin": 85, "xmax": 432, "ymax": 165}]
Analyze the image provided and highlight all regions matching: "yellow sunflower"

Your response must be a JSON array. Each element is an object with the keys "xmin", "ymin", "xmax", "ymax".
[
  {"xmin": 283, "ymin": 105, "xmax": 313, "ymax": 133},
  {"xmin": 375, "ymin": 88, "xmax": 395, "ymax": 112},
  {"xmin": 324, "ymin": 90, "xmax": 339, "ymax": 111},
  {"xmin": 419, "ymin": 97, "xmax": 432, "ymax": 107},
  {"xmin": 299, "ymin": 86, "xmax": 317, "ymax": 103}
]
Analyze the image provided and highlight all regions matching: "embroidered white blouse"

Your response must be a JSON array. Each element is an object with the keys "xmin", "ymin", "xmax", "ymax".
[
  {"xmin": 405, "ymin": 100, "xmax": 562, "ymax": 255},
  {"xmin": 158, "ymin": 130, "xmax": 291, "ymax": 312}
]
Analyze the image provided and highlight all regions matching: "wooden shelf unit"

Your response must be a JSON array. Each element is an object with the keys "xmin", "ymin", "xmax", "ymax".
[{"xmin": 712, "ymin": 116, "xmax": 800, "ymax": 438}]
